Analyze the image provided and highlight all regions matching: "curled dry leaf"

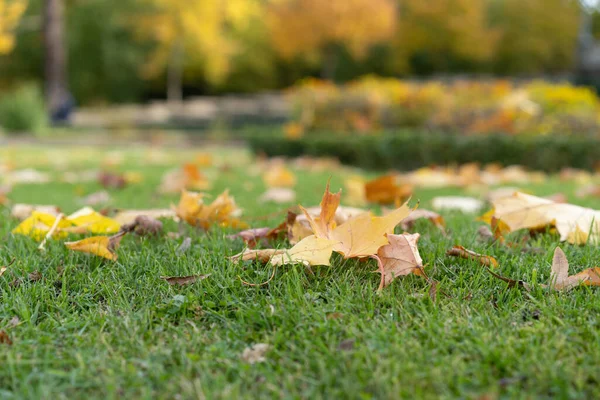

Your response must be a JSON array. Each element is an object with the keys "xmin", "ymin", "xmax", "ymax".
[
  {"xmin": 98, "ymin": 171, "xmax": 127, "ymax": 189},
  {"xmin": 160, "ymin": 274, "xmax": 210, "ymax": 286},
  {"xmin": 0, "ymin": 331, "xmax": 12, "ymax": 345},
  {"xmin": 121, "ymin": 215, "xmax": 163, "ymax": 236},
  {"xmin": 365, "ymin": 174, "xmax": 412, "ymax": 205},
  {"xmin": 482, "ymin": 192, "xmax": 600, "ymax": 245},
  {"xmin": 227, "ymin": 227, "xmax": 273, "ymax": 249},
  {"xmin": 173, "ymin": 190, "xmax": 246, "ymax": 230},
  {"xmin": 446, "ymin": 245, "xmax": 498, "ymax": 268},
  {"xmin": 399, "ymin": 209, "xmax": 446, "ymax": 233},
  {"xmin": 241, "ymin": 343, "xmax": 270, "ymax": 364},
  {"xmin": 551, "ymin": 247, "xmax": 600, "ymax": 291},
  {"xmin": 375, "ymin": 233, "xmax": 423, "ymax": 289},
  {"xmin": 64, "ymin": 231, "xmax": 126, "ymax": 261}
]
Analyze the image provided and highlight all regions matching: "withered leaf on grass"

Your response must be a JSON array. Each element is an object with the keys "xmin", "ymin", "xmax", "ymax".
[
  {"xmin": 231, "ymin": 235, "xmax": 336, "ymax": 267},
  {"xmin": 65, "ymin": 231, "xmax": 125, "ymax": 261},
  {"xmin": 160, "ymin": 274, "xmax": 210, "ymax": 286},
  {"xmin": 329, "ymin": 204, "xmax": 411, "ymax": 259},
  {"xmin": 121, "ymin": 215, "xmax": 163, "ymax": 236},
  {"xmin": 375, "ymin": 233, "xmax": 423, "ymax": 289},
  {"xmin": 551, "ymin": 247, "xmax": 600, "ymax": 291},
  {"xmin": 173, "ymin": 190, "xmax": 246, "ymax": 230},
  {"xmin": 481, "ymin": 192, "xmax": 600, "ymax": 245},
  {"xmin": 227, "ymin": 227, "xmax": 274, "ymax": 249},
  {"xmin": 446, "ymin": 245, "xmax": 499, "ymax": 267},
  {"xmin": 365, "ymin": 175, "xmax": 412, "ymax": 205},
  {"xmin": 300, "ymin": 181, "xmax": 341, "ymax": 239},
  {"xmin": 0, "ymin": 330, "xmax": 12, "ymax": 345}
]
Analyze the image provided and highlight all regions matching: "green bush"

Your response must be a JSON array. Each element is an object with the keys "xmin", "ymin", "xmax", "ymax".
[
  {"xmin": 246, "ymin": 130, "xmax": 600, "ymax": 172},
  {"xmin": 0, "ymin": 85, "xmax": 48, "ymax": 134}
]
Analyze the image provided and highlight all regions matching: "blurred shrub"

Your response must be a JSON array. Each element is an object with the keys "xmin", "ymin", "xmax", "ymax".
[
  {"xmin": 288, "ymin": 77, "xmax": 600, "ymax": 136},
  {"xmin": 0, "ymin": 84, "xmax": 48, "ymax": 134},
  {"xmin": 247, "ymin": 130, "xmax": 600, "ymax": 172}
]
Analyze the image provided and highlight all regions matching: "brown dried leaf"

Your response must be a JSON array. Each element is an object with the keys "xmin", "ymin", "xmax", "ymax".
[
  {"xmin": 551, "ymin": 247, "xmax": 600, "ymax": 291},
  {"xmin": 121, "ymin": 215, "xmax": 163, "ymax": 236},
  {"xmin": 160, "ymin": 274, "xmax": 210, "ymax": 286},
  {"xmin": 446, "ymin": 245, "xmax": 498, "ymax": 267},
  {"xmin": 0, "ymin": 331, "xmax": 12, "ymax": 345},
  {"xmin": 375, "ymin": 233, "xmax": 423, "ymax": 289}
]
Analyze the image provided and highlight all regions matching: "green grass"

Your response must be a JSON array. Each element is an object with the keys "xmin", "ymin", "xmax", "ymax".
[{"xmin": 1, "ymin": 144, "xmax": 600, "ymax": 399}]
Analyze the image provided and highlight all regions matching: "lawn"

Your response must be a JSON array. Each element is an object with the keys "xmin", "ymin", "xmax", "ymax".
[{"xmin": 1, "ymin": 144, "xmax": 600, "ymax": 399}]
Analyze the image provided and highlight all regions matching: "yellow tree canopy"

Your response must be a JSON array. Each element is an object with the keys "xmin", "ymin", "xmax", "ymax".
[
  {"xmin": 0, "ymin": 0, "xmax": 27, "ymax": 54},
  {"xmin": 394, "ymin": 0, "xmax": 499, "ymax": 72},
  {"xmin": 134, "ymin": 0, "xmax": 262, "ymax": 83},
  {"xmin": 267, "ymin": 0, "xmax": 397, "ymax": 60}
]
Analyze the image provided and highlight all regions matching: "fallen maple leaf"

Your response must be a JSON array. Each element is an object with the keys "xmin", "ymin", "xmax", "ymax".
[
  {"xmin": 551, "ymin": 247, "xmax": 600, "ymax": 291},
  {"xmin": 65, "ymin": 231, "xmax": 126, "ymax": 261},
  {"xmin": 160, "ymin": 274, "xmax": 210, "ymax": 286},
  {"xmin": 300, "ymin": 181, "xmax": 342, "ymax": 239},
  {"xmin": 375, "ymin": 233, "xmax": 423, "ymax": 289},
  {"xmin": 173, "ymin": 189, "xmax": 246, "ymax": 230},
  {"xmin": 446, "ymin": 245, "xmax": 498, "ymax": 267},
  {"xmin": 12, "ymin": 211, "xmax": 72, "ymax": 240},
  {"xmin": 329, "ymin": 203, "xmax": 411, "ymax": 259},
  {"xmin": 67, "ymin": 207, "xmax": 121, "ymax": 234},
  {"xmin": 365, "ymin": 175, "xmax": 412, "ymax": 205},
  {"xmin": 482, "ymin": 192, "xmax": 600, "ymax": 245}
]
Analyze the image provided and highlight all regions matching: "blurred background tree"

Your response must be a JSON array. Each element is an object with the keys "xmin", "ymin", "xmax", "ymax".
[
  {"xmin": 0, "ymin": 0, "xmax": 596, "ymax": 106},
  {"xmin": 0, "ymin": 0, "xmax": 27, "ymax": 53},
  {"xmin": 267, "ymin": 0, "xmax": 397, "ymax": 81}
]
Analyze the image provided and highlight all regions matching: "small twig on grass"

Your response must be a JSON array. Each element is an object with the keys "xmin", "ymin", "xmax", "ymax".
[{"xmin": 38, "ymin": 213, "xmax": 64, "ymax": 252}]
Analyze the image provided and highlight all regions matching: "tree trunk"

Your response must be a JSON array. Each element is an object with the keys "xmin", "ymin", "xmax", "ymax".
[
  {"xmin": 167, "ymin": 40, "xmax": 184, "ymax": 104},
  {"xmin": 321, "ymin": 43, "xmax": 338, "ymax": 82},
  {"xmin": 43, "ymin": 0, "xmax": 67, "ymax": 119}
]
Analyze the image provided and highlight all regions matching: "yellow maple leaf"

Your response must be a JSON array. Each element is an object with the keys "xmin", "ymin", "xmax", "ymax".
[
  {"xmin": 67, "ymin": 207, "xmax": 121, "ymax": 234},
  {"xmin": 483, "ymin": 192, "xmax": 600, "ymax": 245},
  {"xmin": 12, "ymin": 211, "xmax": 72, "ymax": 241},
  {"xmin": 64, "ymin": 233, "xmax": 125, "ymax": 261},
  {"xmin": 300, "ymin": 181, "xmax": 341, "ymax": 239},
  {"xmin": 330, "ymin": 202, "xmax": 411, "ymax": 259}
]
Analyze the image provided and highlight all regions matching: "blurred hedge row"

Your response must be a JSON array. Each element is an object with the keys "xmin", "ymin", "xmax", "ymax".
[
  {"xmin": 246, "ymin": 130, "xmax": 600, "ymax": 172},
  {"xmin": 288, "ymin": 78, "xmax": 600, "ymax": 136}
]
